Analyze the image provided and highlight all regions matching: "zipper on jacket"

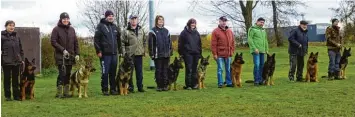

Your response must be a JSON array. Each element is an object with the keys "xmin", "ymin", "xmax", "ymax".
[{"xmin": 108, "ymin": 25, "xmax": 115, "ymax": 54}]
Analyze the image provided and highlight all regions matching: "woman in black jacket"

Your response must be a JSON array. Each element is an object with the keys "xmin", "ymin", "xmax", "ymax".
[
  {"xmin": 148, "ymin": 15, "xmax": 173, "ymax": 92},
  {"xmin": 1, "ymin": 20, "xmax": 24, "ymax": 101},
  {"xmin": 178, "ymin": 18, "xmax": 202, "ymax": 90}
]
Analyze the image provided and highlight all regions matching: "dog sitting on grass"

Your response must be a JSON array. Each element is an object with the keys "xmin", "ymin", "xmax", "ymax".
[
  {"xmin": 197, "ymin": 55, "xmax": 210, "ymax": 89},
  {"xmin": 167, "ymin": 57, "xmax": 184, "ymax": 91},
  {"xmin": 70, "ymin": 58, "xmax": 96, "ymax": 98},
  {"xmin": 306, "ymin": 52, "xmax": 319, "ymax": 82},
  {"xmin": 117, "ymin": 54, "xmax": 134, "ymax": 95},
  {"xmin": 231, "ymin": 53, "xmax": 245, "ymax": 88},
  {"xmin": 20, "ymin": 58, "xmax": 36, "ymax": 100},
  {"xmin": 262, "ymin": 53, "xmax": 276, "ymax": 85}
]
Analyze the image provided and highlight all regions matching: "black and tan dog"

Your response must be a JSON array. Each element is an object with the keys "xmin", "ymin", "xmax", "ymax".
[
  {"xmin": 117, "ymin": 54, "xmax": 134, "ymax": 95},
  {"xmin": 231, "ymin": 53, "xmax": 245, "ymax": 87},
  {"xmin": 340, "ymin": 47, "xmax": 351, "ymax": 79},
  {"xmin": 306, "ymin": 52, "xmax": 319, "ymax": 82},
  {"xmin": 262, "ymin": 53, "xmax": 276, "ymax": 85},
  {"xmin": 70, "ymin": 58, "xmax": 96, "ymax": 98},
  {"xmin": 167, "ymin": 57, "xmax": 184, "ymax": 91},
  {"xmin": 20, "ymin": 58, "xmax": 36, "ymax": 100},
  {"xmin": 197, "ymin": 55, "xmax": 210, "ymax": 89}
]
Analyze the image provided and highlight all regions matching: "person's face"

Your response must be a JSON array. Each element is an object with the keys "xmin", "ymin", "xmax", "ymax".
[
  {"xmin": 333, "ymin": 20, "xmax": 339, "ymax": 26},
  {"xmin": 190, "ymin": 23, "xmax": 196, "ymax": 29},
  {"xmin": 157, "ymin": 17, "xmax": 164, "ymax": 26},
  {"xmin": 130, "ymin": 18, "xmax": 138, "ymax": 26},
  {"xmin": 256, "ymin": 20, "xmax": 265, "ymax": 27},
  {"xmin": 106, "ymin": 15, "xmax": 114, "ymax": 22},
  {"xmin": 6, "ymin": 23, "xmax": 15, "ymax": 32},
  {"xmin": 62, "ymin": 18, "xmax": 70, "ymax": 25},
  {"xmin": 219, "ymin": 20, "xmax": 227, "ymax": 27},
  {"xmin": 300, "ymin": 24, "xmax": 307, "ymax": 30}
]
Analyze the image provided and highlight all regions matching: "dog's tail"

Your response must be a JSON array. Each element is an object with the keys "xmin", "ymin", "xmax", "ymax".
[{"xmin": 245, "ymin": 80, "xmax": 255, "ymax": 83}]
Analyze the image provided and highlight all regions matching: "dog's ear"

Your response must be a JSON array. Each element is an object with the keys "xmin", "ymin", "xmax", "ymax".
[
  {"xmin": 32, "ymin": 58, "xmax": 36, "ymax": 64},
  {"xmin": 272, "ymin": 53, "xmax": 275, "ymax": 58},
  {"xmin": 90, "ymin": 68, "xmax": 96, "ymax": 72},
  {"xmin": 349, "ymin": 47, "xmax": 351, "ymax": 51},
  {"xmin": 315, "ymin": 52, "xmax": 319, "ymax": 56},
  {"xmin": 310, "ymin": 52, "xmax": 314, "ymax": 56},
  {"xmin": 25, "ymin": 58, "xmax": 29, "ymax": 64},
  {"xmin": 240, "ymin": 53, "xmax": 243, "ymax": 57},
  {"xmin": 206, "ymin": 55, "xmax": 210, "ymax": 60}
]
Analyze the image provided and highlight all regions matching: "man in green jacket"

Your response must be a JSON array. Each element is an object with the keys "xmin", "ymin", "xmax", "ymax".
[
  {"xmin": 247, "ymin": 17, "xmax": 269, "ymax": 86},
  {"xmin": 121, "ymin": 15, "xmax": 146, "ymax": 92}
]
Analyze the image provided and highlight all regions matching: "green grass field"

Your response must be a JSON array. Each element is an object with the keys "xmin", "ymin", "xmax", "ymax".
[{"xmin": 2, "ymin": 46, "xmax": 355, "ymax": 117}]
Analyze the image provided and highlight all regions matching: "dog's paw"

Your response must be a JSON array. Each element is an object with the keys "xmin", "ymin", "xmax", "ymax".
[
  {"xmin": 79, "ymin": 95, "xmax": 82, "ymax": 98},
  {"xmin": 84, "ymin": 95, "xmax": 88, "ymax": 98}
]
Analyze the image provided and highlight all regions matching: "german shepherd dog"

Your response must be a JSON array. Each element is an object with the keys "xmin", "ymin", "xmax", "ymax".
[
  {"xmin": 231, "ymin": 53, "xmax": 245, "ymax": 87},
  {"xmin": 262, "ymin": 53, "xmax": 276, "ymax": 85},
  {"xmin": 340, "ymin": 47, "xmax": 351, "ymax": 79},
  {"xmin": 20, "ymin": 58, "xmax": 36, "ymax": 100},
  {"xmin": 117, "ymin": 54, "xmax": 134, "ymax": 95},
  {"xmin": 167, "ymin": 57, "xmax": 184, "ymax": 91},
  {"xmin": 70, "ymin": 58, "xmax": 96, "ymax": 98},
  {"xmin": 197, "ymin": 55, "xmax": 210, "ymax": 89},
  {"xmin": 306, "ymin": 52, "xmax": 319, "ymax": 82}
]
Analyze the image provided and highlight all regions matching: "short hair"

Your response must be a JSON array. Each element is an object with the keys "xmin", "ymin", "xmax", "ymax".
[
  {"xmin": 5, "ymin": 20, "xmax": 15, "ymax": 27},
  {"xmin": 257, "ymin": 17, "xmax": 265, "ymax": 22}
]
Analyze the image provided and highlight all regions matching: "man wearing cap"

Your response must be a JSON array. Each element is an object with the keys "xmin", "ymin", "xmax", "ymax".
[
  {"xmin": 325, "ymin": 18, "xmax": 343, "ymax": 80},
  {"xmin": 121, "ymin": 15, "xmax": 146, "ymax": 92},
  {"xmin": 288, "ymin": 20, "xmax": 309, "ymax": 82},
  {"xmin": 211, "ymin": 16, "xmax": 235, "ymax": 88},
  {"xmin": 51, "ymin": 12, "xmax": 80, "ymax": 98},
  {"xmin": 247, "ymin": 17, "xmax": 269, "ymax": 86},
  {"xmin": 94, "ymin": 10, "xmax": 121, "ymax": 96}
]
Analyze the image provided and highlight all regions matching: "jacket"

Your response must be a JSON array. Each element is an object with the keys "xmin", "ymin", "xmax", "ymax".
[
  {"xmin": 247, "ymin": 25, "xmax": 269, "ymax": 54},
  {"xmin": 178, "ymin": 26, "xmax": 202, "ymax": 56},
  {"xmin": 325, "ymin": 26, "xmax": 343, "ymax": 50},
  {"xmin": 211, "ymin": 26, "xmax": 235, "ymax": 57},
  {"xmin": 148, "ymin": 26, "xmax": 172, "ymax": 59},
  {"xmin": 121, "ymin": 25, "xmax": 146, "ymax": 56},
  {"xmin": 288, "ymin": 26, "xmax": 309, "ymax": 56},
  {"xmin": 1, "ymin": 30, "xmax": 24, "ymax": 66},
  {"xmin": 50, "ymin": 21, "xmax": 79, "ymax": 65},
  {"xmin": 94, "ymin": 18, "xmax": 121, "ymax": 55}
]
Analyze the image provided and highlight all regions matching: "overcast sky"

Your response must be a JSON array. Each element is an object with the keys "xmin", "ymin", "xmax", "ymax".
[{"xmin": 1, "ymin": 0, "xmax": 341, "ymax": 37}]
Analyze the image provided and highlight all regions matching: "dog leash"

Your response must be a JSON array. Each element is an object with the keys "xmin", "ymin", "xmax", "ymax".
[{"xmin": 62, "ymin": 54, "xmax": 70, "ymax": 74}]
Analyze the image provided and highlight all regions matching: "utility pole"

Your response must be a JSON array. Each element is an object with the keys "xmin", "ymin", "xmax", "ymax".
[{"xmin": 149, "ymin": 0, "xmax": 155, "ymax": 70}]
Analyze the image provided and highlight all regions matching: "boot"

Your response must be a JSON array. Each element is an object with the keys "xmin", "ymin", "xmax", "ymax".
[
  {"xmin": 328, "ymin": 72, "xmax": 334, "ymax": 80},
  {"xmin": 55, "ymin": 85, "xmax": 63, "ymax": 98},
  {"xmin": 63, "ymin": 85, "xmax": 71, "ymax": 98},
  {"xmin": 334, "ymin": 71, "xmax": 343, "ymax": 80}
]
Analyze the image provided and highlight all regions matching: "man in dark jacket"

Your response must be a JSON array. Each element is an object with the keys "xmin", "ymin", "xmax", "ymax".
[
  {"xmin": 1, "ymin": 20, "xmax": 24, "ymax": 101},
  {"xmin": 51, "ymin": 12, "xmax": 80, "ymax": 98},
  {"xmin": 178, "ymin": 18, "xmax": 202, "ymax": 90},
  {"xmin": 288, "ymin": 20, "xmax": 309, "ymax": 82},
  {"xmin": 94, "ymin": 10, "xmax": 121, "ymax": 95},
  {"xmin": 325, "ymin": 18, "xmax": 343, "ymax": 80}
]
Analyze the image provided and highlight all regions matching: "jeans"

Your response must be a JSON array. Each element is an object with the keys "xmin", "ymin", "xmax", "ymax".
[
  {"xmin": 328, "ymin": 49, "xmax": 341, "ymax": 74},
  {"xmin": 217, "ymin": 57, "xmax": 232, "ymax": 86},
  {"xmin": 252, "ymin": 53, "xmax": 265, "ymax": 84}
]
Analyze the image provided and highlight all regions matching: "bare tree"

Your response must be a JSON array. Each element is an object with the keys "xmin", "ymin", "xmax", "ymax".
[
  {"xmin": 330, "ymin": 0, "xmax": 355, "ymax": 43},
  {"xmin": 263, "ymin": 0, "xmax": 306, "ymax": 47},
  {"xmin": 77, "ymin": 0, "xmax": 148, "ymax": 36},
  {"xmin": 189, "ymin": 0, "xmax": 260, "ymax": 34}
]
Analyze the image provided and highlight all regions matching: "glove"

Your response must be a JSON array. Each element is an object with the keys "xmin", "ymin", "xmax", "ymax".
[
  {"xmin": 75, "ymin": 55, "xmax": 80, "ymax": 61},
  {"xmin": 63, "ymin": 50, "xmax": 69, "ymax": 57},
  {"xmin": 337, "ymin": 44, "xmax": 342, "ymax": 47}
]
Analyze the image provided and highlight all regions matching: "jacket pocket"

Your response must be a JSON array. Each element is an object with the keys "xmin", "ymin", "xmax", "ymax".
[{"xmin": 2, "ymin": 54, "xmax": 13, "ymax": 64}]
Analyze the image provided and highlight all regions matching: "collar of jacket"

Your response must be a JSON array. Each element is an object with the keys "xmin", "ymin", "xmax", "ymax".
[
  {"xmin": 218, "ymin": 25, "xmax": 229, "ymax": 31},
  {"xmin": 127, "ymin": 24, "xmax": 141, "ymax": 31},
  {"xmin": 332, "ymin": 25, "xmax": 340, "ymax": 31},
  {"xmin": 252, "ymin": 25, "xmax": 264, "ymax": 30},
  {"xmin": 185, "ymin": 26, "xmax": 197, "ymax": 33},
  {"xmin": 100, "ymin": 18, "xmax": 114, "ymax": 26},
  {"xmin": 57, "ymin": 20, "xmax": 71, "ymax": 28},
  {"xmin": 1, "ymin": 30, "xmax": 17, "ymax": 36},
  {"xmin": 298, "ymin": 26, "xmax": 308, "ymax": 32}
]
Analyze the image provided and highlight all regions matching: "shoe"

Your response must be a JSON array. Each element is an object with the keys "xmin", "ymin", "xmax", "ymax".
[
  {"xmin": 259, "ymin": 82, "xmax": 264, "ymax": 85},
  {"xmin": 156, "ymin": 88, "xmax": 162, "ymax": 92},
  {"xmin": 128, "ymin": 88, "xmax": 135, "ymax": 93},
  {"xmin": 14, "ymin": 97, "xmax": 22, "ymax": 101},
  {"xmin": 63, "ymin": 85, "xmax": 71, "ymax": 98},
  {"xmin": 226, "ymin": 84, "xmax": 233, "ymax": 87},
  {"xmin": 218, "ymin": 85, "xmax": 223, "ymax": 88},
  {"xmin": 328, "ymin": 72, "xmax": 335, "ymax": 80},
  {"xmin": 254, "ymin": 83, "xmax": 260, "ymax": 86},
  {"xmin": 110, "ymin": 91, "xmax": 119, "ymax": 95},
  {"xmin": 102, "ymin": 91, "xmax": 109, "ymax": 96},
  {"xmin": 296, "ymin": 79, "xmax": 303, "ymax": 82},
  {"xmin": 192, "ymin": 85, "xmax": 199, "ymax": 90},
  {"xmin": 55, "ymin": 85, "xmax": 63, "ymax": 98},
  {"xmin": 138, "ymin": 88, "xmax": 145, "ymax": 92},
  {"xmin": 5, "ymin": 97, "xmax": 12, "ymax": 101}
]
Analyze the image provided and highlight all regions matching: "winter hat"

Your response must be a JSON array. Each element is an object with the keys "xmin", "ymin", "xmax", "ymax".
[
  {"xmin": 105, "ymin": 10, "xmax": 114, "ymax": 18},
  {"xmin": 60, "ymin": 12, "xmax": 70, "ymax": 20},
  {"xmin": 331, "ymin": 18, "xmax": 339, "ymax": 24}
]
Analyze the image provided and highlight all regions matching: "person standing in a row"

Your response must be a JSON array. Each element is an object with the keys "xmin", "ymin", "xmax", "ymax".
[
  {"xmin": 94, "ymin": 10, "xmax": 120, "ymax": 96},
  {"xmin": 325, "ymin": 18, "xmax": 343, "ymax": 80},
  {"xmin": 1, "ymin": 20, "xmax": 24, "ymax": 101},
  {"xmin": 178, "ymin": 18, "xmax": 202, "ymax": 90},
  {"xmin": 148, "ymin": 15, "xmax": 173, "ymax": 92},
  {"xmin": 121, "ymin": 15, "xmax": 146, "ymax": 93},
  {"xmin": 51, "ymin": 12, "xmax": 80, "ymax": 98}
]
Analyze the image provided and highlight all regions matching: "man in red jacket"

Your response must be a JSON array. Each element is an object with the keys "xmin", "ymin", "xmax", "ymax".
[{"xmin": 211, "ymin": 16, "xmax": 235, "ymax": 88}]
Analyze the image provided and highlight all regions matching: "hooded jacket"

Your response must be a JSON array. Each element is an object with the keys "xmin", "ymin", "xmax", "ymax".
[
  {"xmin": 288, "ymin": 26, "xmax": 309, "ymax": 56},
  {"xmin": 211, "ymin": 25, "xmax": 235, "ymax": 57},
  {"xmin": 121, "ymin": 24, "xmax": 146, "ymax": 56},
  {"xmin": 247, "ymin": 25, "xmax": 269, "ymax": 54},
  {"xmin": 94, "ymin": 18, "xmax": 121, "ymax": 55},
  {"xmin": 1, "ymin": 30, "xmax": 24, "ymax": 66},
  {"xmin": 178, "ymin": 26, "xmax": 202, "ymax": 56}
]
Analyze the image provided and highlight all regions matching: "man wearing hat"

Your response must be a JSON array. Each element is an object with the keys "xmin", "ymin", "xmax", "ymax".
[
  {"xmin": 121, "ymin": 15, "xmax": 146, "ymax": 92},
  {"xmin": 94, "ymin": 10, "xmax": 121, "ymax": 95},
  {"xmin": 211, "ymin": 16, "xmax": 235, "ymax": 88},
  {"xmin": 288, "ymin": 20, "xmax": 309, "ymax": 82},
  {"xmin": 325, "ymin": 18, "xmax": 343, "ymax": 80},
  {"xmin": 51, "ymin": 12, "xmax": 80, "ymax": 98},
  {"xmin": 247, "ymin": 17, "xmax": 269, "ymax": 86}
]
